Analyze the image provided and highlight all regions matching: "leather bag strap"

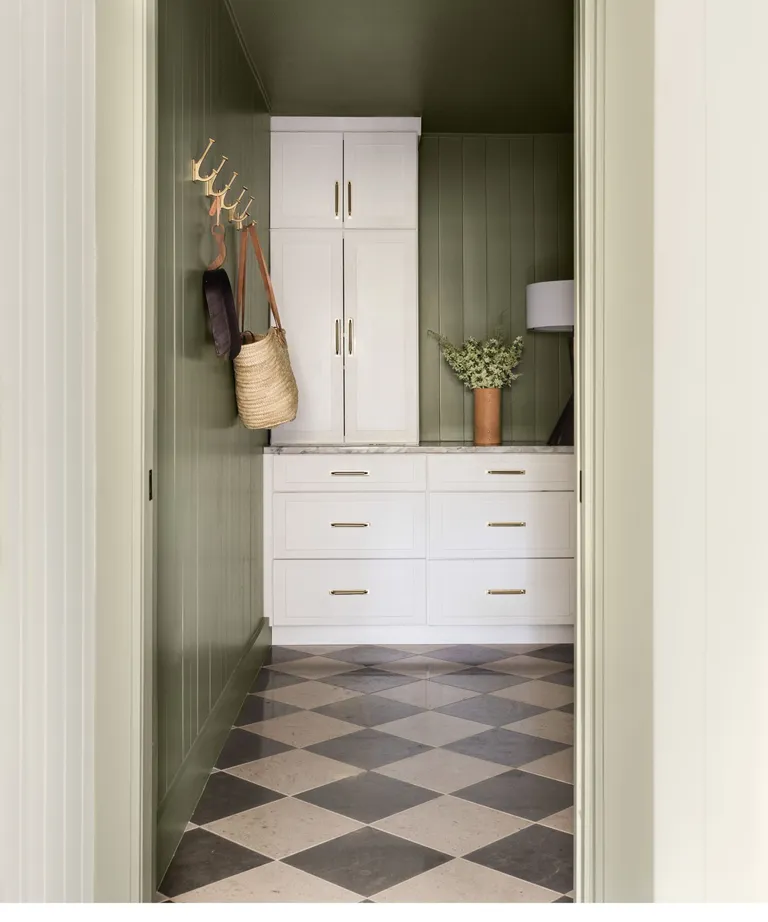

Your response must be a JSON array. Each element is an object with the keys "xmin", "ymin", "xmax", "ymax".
[{"xmin": 236, "ymin": 224, "xmax": 284, "ymax": 334}]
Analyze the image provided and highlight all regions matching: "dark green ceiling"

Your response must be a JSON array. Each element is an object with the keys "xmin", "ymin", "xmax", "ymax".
[{"xmin": 226, "ymin": 0, "xmax": 574, "ymax": 133}]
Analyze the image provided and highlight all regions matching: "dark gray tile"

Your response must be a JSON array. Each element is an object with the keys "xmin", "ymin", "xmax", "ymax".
[
  {"xmin": 455, "ymin": 769, "xmax": 574, "ymax": 820},
  {"xmin": 436, "ymin": 695, "xmax": 546, "ymax": 727},
  {"xmin": 543, "ymin": 669, "xmax": 574, "ymax": 687},
  {"xmin": 432, "ymin": 669, "xmax": 529, "ymax": 694},
  {"xmin": 328, "ymin": 645, "xmax": 412, "ymax": 666},
  {"xmin": 319, "ymin": 669, "xmax": 419, "ymax": 694},
  {"xmin": 429, "ymin": 645, "xmax": 509, "ymax": 666},
  {"xmin": 528, "ymin": 644, "xmax": 574, "ymax": 665},
  {"xmin": 159, "ymin": 828, "xmax": 269, "ymax": 898},
  {"xmin": 556, "ymin": 896, "xmax": 574, "ymax": 903},
  {"xmin": 445, "ymin": 727, "xmax": 568, "ymax": 767},
  {"xmin": 250, "ymin": 669, "xmax": 305, "ymax": 693},
  {"xmin": 314, "ymin": 695, "xmax": 424, "ymax": 728},
  {"xmin": 266, "ymin": 646, "xmax": 314, "ymax": 665},
  {"xmin": 467, "ymin": 824, "xmax": 573, "ymax": 894},
  {"xmin": 190, "ymin": 772, "xmax": 283, "ymax": 825},
  {"xmin": 284, "ymin": 826, "xmax": 451, "ymax": 897},
  {"xmin": 298, "ymin": 771, "xmax": 438, "ymax": 823},
  {"xmin": 234, "ymin": 696, "xmax": 301, "ymax": 726},
  {"xmin": 215, "ymin": 728, "xmax": 293, "ymax": 769},
  {"xmin": 558, "ymin": 703, "xmax": 575, "ymax": 715},
  {"xmin": 307, "ymin": 728, "xmax": 433, "ymax": 770}
]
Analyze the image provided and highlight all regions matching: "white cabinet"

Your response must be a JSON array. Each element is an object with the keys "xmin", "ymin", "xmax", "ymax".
[
  {"xmin": 270, "ymin": 231, "xmax": 344, "ymax": 444},
  {"xmin": 270, "ymin": 132, "xmax": 343, "ymax": 229},
  {"xmin": 343, "ymin": 231, "xmax": 419, "ymax": 444},
  {"xmin": 342, "ymin": 133, "xmax": 418, "ymax": 228}
]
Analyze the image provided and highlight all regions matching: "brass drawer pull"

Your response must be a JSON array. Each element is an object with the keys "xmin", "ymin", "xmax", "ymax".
[
  {"xmin": 487, "ymin": 469, "xmax": 526, "ymax": 475},
  {"xmin": 330, "ymin": 589, "xmax": 368, "ymax": 596},
  {"xmin": 335, "ymin": 319, "xmax": 341, "ymax": 355},
  {"xmin": 487, "ymin": 521, "xmax": 526, "ymax": 528},
  {"xmin": 487, "ymin": 589, "xmax": 527, "ymax": 596},
  {"xmin": 347, "ymin": 180, "xmax": 352, "ymax": 216},
  {"xmin": 330, "ymin": 471, "xmax": 369, "ymax": 476},
  {"xmin": 334, "ymin": 181, "xmax": 340, "ymax": 217},
  {"xmin": 331, "ymin": 522, "xmax": 369, "ymax": 528}
]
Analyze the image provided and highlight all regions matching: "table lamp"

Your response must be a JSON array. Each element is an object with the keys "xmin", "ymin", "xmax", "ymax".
[{"xmin": 526, "ymin": 280, "xmax": 574, "ymax": 445}]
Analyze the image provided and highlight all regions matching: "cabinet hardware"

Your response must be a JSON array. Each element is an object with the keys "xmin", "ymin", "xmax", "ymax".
[
  {"xmin": 487, "ymin": 469, "xmax": 526, "ymax": 475},
  {"xmin": 335, "ymin": 319, "xmax": 341, "ymax": 355},
  {"xmin": 334, "ymin": 181, "xmax": 340, "ymax": 217},
  {"xmin": 331, "ymin": 522, "xmax": 369, "ymax": 528},
  {"xmin": 347, "ymin": 181, "xmax": 352, "ymax": 217},
  {"xmin": 330, "ymin": 589, "xmax": 368, "ymax": 596},
  {"xmin": 330, "ymin": 471, "xmax": 369, "ymax": 476},
  {"xmin": 487, "ymin": 521, "xmax": 526, "ymax": 528},
  {"xmin": 348, "ymin": 318, "xmax": 354, "ymax": 355},
  {"xmin": 486, "ymin": 589, "xmax": 526, "ymax": 596}
]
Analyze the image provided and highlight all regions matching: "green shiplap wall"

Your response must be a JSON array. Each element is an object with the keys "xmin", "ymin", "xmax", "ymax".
[
  {"xmin": 419, "ymin": 134, "xmax": 574, "ymax": 442},
  {"xmin": 156, "ymin": 0, "xmax": 269, "ymax": 821}
]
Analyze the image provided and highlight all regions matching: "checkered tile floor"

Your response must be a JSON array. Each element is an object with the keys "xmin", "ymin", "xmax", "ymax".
[{"xmin": 158, "ymin": 644, "xmax": 575, "ymax": 903}]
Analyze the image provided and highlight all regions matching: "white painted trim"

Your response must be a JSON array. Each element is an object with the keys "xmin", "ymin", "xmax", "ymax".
[
  {"xmin": 270, "ymin": 116, "xmax": 422, "ymax": 135},
  {"xmin": 272, "ymin": 626, "xmax": 575, "ymax": 646}
]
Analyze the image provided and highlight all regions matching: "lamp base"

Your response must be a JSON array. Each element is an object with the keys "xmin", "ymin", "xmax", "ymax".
[{"xmin": 548, "ymin": 393, "xmax": 574, "ymax": 446}]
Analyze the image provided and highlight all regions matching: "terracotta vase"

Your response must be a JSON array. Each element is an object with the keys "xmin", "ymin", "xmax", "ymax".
[{"xmin": 473, "ymin": 387, "xmax": 501, "ymax": 446}]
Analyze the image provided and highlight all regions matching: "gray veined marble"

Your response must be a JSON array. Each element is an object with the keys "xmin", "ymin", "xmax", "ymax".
[{"xmin": 265, "ymin": 441, "xmax": 574, "ymax": 454}]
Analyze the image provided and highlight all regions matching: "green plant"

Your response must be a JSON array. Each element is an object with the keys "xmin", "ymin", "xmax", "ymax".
[{"xmin": 428, "ymin": 331, "xmax": 524, "ymax": 390}]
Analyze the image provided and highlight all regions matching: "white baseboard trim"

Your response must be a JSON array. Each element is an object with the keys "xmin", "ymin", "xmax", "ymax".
[{"xmin": 271, "ymin": 624, "xmax": 574, "ymax": 646}]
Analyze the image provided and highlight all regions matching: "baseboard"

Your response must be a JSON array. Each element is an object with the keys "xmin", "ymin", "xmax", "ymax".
[
  {"xmin": 155, "ymin": 618, "xmax": 271, "ymax": 882},
  {"xmin": 271, "ymin": 624, "xmax": 574, "ymax": 645}
]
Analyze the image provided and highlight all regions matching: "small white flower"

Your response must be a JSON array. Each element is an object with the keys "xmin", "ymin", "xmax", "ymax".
[{"xmin": 428, "ymin": 331, "xmax": 524, "ymax": 390}]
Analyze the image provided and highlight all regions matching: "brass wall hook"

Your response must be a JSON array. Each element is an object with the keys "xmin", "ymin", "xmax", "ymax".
[
  {"xmin": 192, "ymin": 138, "xmax": 228, "ymax": 183},
  {"xmin": 221, "ymin": 185, "xmax": 247, "ymax": 213},
  {"xmin": 206, "ymin": 168, "xmax": 237, "ymax": 199},
  {"xmin": 230, "ymin": 195, "xmax": 254, "ymax": 230}
]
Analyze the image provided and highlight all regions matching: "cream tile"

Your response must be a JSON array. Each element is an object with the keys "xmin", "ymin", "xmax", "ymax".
[
  {"xmin": 520, "ymin": 746, "xmax": 574, "ymax": 784},
  {"xmin": 491, "ymin": 679, "xmax": 574, "ymax": 709},
  {"xmin": 376, "ymin": 747, "xmax": 507, "ymax": 794},
  {"xmin": 539, "ymin": 805, "xmax": 574, "ymax": 834},
  {"xmin": 373, "ymin": 858, "xmax": 560, "ymax": 903},
  {"xmin": 244, "ymin": 710, "xmax": 359, "ymax": 748},
  {"xmin": 567, "ymin": 890, "xmax": 575, "ymax": 899},
  {"xmin": 282, "ymin": 645, "xmax": 356, "ymax": 655},
  {"xmin": 385, "ymin": 644, "xmax": 448, "ymax": 654},
  {"xmin": 206, "ymin": 797, "xmax": 362, "ymax": 860},
  {"xmin": 376, "ymin": 711, "xmax": 489, "ymax": 747},
  {"xmin": 486, "ymin": 655, "xmax": 572, "ymax": 679},
  {"xmin": 506, "ymin": 710, "xmax": 574, "ymax": 745},
  {"xmin": 374, "ymin": 795, "xmax": 530, "ymax": 856},
  {"xmin": 380, "ymin": 656, "xmax": 463, "ymax": 679},
  {"xmin": 226, "ymin": 748, "xmax": 363, "ymax": 795},
  {"xmin": 493, "ymin": 644, "xmax": 550, "ymax": 654},
  {"xmin": 255, "ymin": 679, "xmax": 362, "ymax": 709},
  {"xmin": 266, "ymin": 656, "xmax": 360, "ymax": 679},
  {"xmin": 174, "ymin": 861, "xmax": 360, "ymax": 903},
  {"xmin": 374, "ymin": 679, "xmax": 479, "ymax": 709}
]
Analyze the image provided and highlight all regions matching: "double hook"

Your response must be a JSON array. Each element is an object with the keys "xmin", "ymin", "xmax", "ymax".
[{"xmin": 192, "ymin": 138, "xmax": 254, "ymax": 230}]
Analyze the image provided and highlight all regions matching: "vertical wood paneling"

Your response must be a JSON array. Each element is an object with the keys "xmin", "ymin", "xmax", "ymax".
[
  {"xmin": 156, "ymin": 0, "xmax": 270, "ymax": 812},
  {"xmin": 0, "ymin": 0, "xmax": 96, "ymax": 901},
  {"xmin": 419, "ymin": 133, "xmax": 573, "ymax": 442}
]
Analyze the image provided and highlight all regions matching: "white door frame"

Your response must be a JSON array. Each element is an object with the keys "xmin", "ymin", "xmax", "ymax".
[{"xmin": 91, "ymin": 0, "xmax": 657, "ymax": 902}]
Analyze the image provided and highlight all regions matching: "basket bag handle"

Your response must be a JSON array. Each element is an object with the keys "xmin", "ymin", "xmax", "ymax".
[{"xmin": 236, "ymin": 223, "xmax": 284, "ymax": 340}]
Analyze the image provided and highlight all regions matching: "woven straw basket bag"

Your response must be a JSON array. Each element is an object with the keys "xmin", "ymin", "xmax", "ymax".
[{"xmin": 233, "ymin": 224, "xmax": 298, "ymax": 429}]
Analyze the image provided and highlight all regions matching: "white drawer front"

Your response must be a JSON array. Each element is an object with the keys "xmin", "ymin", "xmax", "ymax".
[
  {"xmin": 273, "ymin": 453, "xmax": 426, "ymax": 492},
  {"xmin": 273, "ymin": 559, "xmax": 426, "ymax": 626},
  {"xmin": 428, "ymin": 559, "xmax": 574, "ymax": 625},
  {"xmin": 428, "ymin": 453, "xmax": 575, "ymax": 491},
  {"xmin": 429, "ymin": 492, "xmax": 575, "ymax": 558},
  {"xmin": 274, "ymin": 492, "xmax": 425, "ymax": 558}
]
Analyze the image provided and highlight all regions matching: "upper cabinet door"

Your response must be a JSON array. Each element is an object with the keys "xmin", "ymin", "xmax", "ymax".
[
  {"xmin": 271, "ymin": 133, "xmax": 343, "ymax": 228},
  {"xmin": 343, "ymin": 230, "xmax": 419, "ymax": 445},
  {"xmin": 269, "ymin": 230, "xmax": 344, "ymax": 445},
  {"xmin": 343, "ymin": 133, "xmax": 418, "ymax": 229}
]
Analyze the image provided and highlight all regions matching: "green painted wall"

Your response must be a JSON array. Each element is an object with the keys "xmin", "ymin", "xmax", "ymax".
[
  {"xmin": 419, "ymin": 133, "xmax": 574, "ymax": 442},
  {"xmin": 156, "ymin": 0, "xmax": 270, "ymax": 830}
]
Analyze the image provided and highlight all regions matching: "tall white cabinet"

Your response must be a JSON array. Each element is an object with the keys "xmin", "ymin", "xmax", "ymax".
[{"xmin": 270, "ymin": 117, "xmax": 420, "ymax": 445}]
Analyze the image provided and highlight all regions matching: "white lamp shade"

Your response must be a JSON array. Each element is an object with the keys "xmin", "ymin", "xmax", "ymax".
[{"xmin": 526, "ymin": 280, "xmax": 574, "ymax": 332}]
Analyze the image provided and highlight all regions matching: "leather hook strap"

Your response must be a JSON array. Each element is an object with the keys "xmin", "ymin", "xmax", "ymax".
[{"xmin": 236, "ymin": 223, "xmax": 284, "ymax": 336}]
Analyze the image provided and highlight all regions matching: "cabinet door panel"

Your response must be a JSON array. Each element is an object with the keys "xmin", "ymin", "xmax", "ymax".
[
  {"xmin": 270, "ymin": 231, "xmax": 344, "ymax": 444},
  {"xmin": 343, "ymin": 230, "xmax": 419, "ymax": 444},
  {"xmin": 343, "ymin": 133, "xmax": 418, "ymax": 228},
  {"xmin": 271, "ymin": 133, "xmax": 343, "ymax": 228}
]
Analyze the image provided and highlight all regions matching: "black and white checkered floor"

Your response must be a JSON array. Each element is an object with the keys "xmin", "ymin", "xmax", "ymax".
[{"xmin": 159, "ymin": 644, "xmax": 574, "ymax": 903}]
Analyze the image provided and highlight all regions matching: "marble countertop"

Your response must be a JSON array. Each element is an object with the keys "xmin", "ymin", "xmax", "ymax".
[{"xmin": 265, "ymin": 442, "xmax": 574, "ymax": 454}]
